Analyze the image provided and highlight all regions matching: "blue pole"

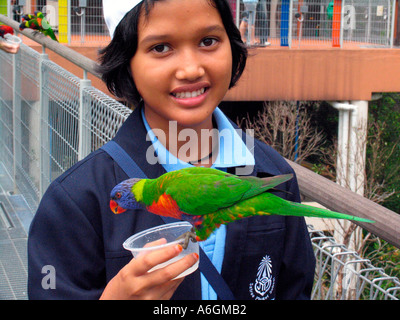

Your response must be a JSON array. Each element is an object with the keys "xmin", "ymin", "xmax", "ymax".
[{"xmin": 280, "ymin": 0, "xmax": 290, "ymax": 46}]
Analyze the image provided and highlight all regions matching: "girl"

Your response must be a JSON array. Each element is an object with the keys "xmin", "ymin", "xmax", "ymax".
[{"xmin": 28, "ymin": 0, "xmax": 315, "ymax": 300}]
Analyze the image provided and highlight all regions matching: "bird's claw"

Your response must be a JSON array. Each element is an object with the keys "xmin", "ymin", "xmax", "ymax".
[{"xmin": 176, "ymin": 227, "xmax": 197, "ymax": 250}]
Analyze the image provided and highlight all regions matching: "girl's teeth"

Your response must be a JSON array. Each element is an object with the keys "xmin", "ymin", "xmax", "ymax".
[{"xmin": 174, "ymin": 88, "xmax": 205, "ymax": 99}]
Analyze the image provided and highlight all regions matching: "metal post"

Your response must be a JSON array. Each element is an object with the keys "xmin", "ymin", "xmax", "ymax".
[
  {"xmin": 39, "ymin": 53, "xmax": 49, "ymax": 197},
  {"xmin": 288, "ymin": 0, "xmax": 294, "ymax": 48},
  {"xmin": 390, "ymin": 0, "xmax": 396, "ymax": 47},
  {"xmin": 386, "ymin": 0, "xmax": 391, "ymax": 46},
  {"xmin": 74, "ymin": 0, "xmax": 87, "ymax": 44},
  {"xmin": 340, "ymin": 0, "xmax": 345, "ymax": 48},
  {"xmin": 80, "ymin": 8, "xmax": 85, "ymax": 43},
  {"xmin": 295, "ymin": 12, "xmax": 304, "ymax": 48},
  {"xmin": 7, "ymin": 0, "xmax": 11, "ymax": 17},
  {"xmin": 235, "ymin": 0, "xmax": 240, "ymax": 28},
  {"xmin": 78, "ymin": 76, "xmax": 92, "ymax": 160},
  {"xmin": 12, "ymin": 48, "xmax": 21, "ymax": 194},
  {"xmin": 366, "ymin": 0, "xmax": 371, "ymax": 43}
]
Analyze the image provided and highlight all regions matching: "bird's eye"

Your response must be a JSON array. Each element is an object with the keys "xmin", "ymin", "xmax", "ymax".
[{"xmin": 115, "ymin": 192, "xmax": 122, "ymax": 199}]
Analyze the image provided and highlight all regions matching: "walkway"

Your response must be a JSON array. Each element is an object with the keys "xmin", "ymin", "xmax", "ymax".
[{"xmin": 0, "ymin": 163, "xmax": 31, "ymax": 300}]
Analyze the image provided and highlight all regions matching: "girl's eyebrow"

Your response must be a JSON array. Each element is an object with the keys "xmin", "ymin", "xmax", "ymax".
[{"xmin": 140, "ymin": 24, "xmax": 226, "ymax": 45}]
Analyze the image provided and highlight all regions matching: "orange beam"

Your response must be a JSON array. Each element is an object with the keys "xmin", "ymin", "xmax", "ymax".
[
  {"xmin": 31, "ymin": 0, "xmax": 36, "ymax": 14},
  {"xmin": 332, "ymin": 0, "xmax": 342, "ymax": 47},
  {"xmin": 224, "ymin": 47, "xmax": 400, "ymax": 101}
]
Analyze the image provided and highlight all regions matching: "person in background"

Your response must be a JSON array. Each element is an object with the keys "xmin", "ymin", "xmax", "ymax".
[
  {"xmin": 0, "ymin": 39, "xmax": 20, "ymax": 53},
  {"xmin": 256, "ymin": 0, "xmax": 270, "ymax": 46},
  {"xmin": 0, "ymin": 24, "xmax": 20, "ymax": 54},
  {"xmin": 240, "ymin": 0, "xmax": 270, "ymax": 46},
  {"xmin": 242, "ymin": 0, "xmax": 258, "ymax": 45}
]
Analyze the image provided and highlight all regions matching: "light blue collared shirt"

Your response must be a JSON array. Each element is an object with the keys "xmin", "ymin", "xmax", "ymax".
[{"xmin": 141, "ymin": 107, "xmax": 255, "ymax": 299}]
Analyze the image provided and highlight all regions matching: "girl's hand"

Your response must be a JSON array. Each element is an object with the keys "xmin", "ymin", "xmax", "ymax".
[
  {"xmin": 99, "ymin": 241, "xmax": 199, "ymax": 300},
  {"xmin": 0, "ymin": 41, "xmax": 20, "ymax": 54}
]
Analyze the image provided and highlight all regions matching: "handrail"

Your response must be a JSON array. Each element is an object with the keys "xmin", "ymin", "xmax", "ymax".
[
  {"xmin": 289, "ymin": 160, "xmax": 400, "ymax": 248},
  {"xmin": 1, "ymin": 14, "xmax": 399, "ymax": 248},
  {"xmin": 0, "ymin": 14, "xmax": 100, "ymax": 78}
]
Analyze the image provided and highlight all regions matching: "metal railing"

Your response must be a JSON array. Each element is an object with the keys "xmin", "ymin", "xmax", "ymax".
[
  {"xmin": 1, "ymin": 15, "xmax": 400, "ymax": 300},
  {"xmin": 0, "ymin": 0, "xmax": 397, "ymax": 48},
  {"xmin": 309, "ymin": 226, "xmax": 400, "ymax": 300},
  {"xmin": 0, "ymin": 43, "xmax": 129, "ymax": 210},
  {"xmin": 237, "ymin": 0, "xmax": 397, "ymax": 48},
  {"xmin": 1, "ymin": 0, "xmax": 110, "ymax": 45}
]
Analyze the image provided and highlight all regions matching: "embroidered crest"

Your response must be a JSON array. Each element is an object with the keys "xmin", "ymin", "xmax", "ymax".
[{"xmin": 249, "ymin": 254, "xmax": 275, "ymax": 300}]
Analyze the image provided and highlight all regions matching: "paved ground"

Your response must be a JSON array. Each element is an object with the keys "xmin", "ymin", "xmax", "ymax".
[{"xmin": 0, "ymin": 165, "xmax": 33, "ymax": 300}]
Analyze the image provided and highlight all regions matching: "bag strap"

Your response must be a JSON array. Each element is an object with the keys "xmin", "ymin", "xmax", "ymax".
[{"xmin": 101, "ymin": 141, "xmax": 235, "ymax": 300}]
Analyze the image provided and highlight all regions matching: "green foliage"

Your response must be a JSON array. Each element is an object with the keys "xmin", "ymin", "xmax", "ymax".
[
  {"xmin": 363, "ymin": 233, "xmax": 400, "ymax": 282},
  {"xmin": 369, "ymin": 93, "xmax": 400, "ymax": 213}
]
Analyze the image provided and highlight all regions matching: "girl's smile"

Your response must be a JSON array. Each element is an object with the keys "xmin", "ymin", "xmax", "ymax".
[
  {"xmin": 170, "ymin": 82, "xmax": 209, "ymax": 107},
  {"xmin": 130, "ymin": 0, "xmax": 233, "ymax": 132}
]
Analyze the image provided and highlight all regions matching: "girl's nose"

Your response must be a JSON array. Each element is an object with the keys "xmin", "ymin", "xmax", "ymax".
[{"xmin": 175, "ymin": 51, "xmax": 205, "ymax": 81}]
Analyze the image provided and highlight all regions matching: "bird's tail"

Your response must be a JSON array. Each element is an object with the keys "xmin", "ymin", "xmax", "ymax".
[{"xmin": 221, "ymin": 192, "xmax": 375, "ymax": 223}]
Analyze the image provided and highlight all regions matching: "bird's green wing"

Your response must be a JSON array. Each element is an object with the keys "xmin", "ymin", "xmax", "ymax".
[{"xmin": 149, "ymin": 167, "xmax": 293, "ymax": 216}]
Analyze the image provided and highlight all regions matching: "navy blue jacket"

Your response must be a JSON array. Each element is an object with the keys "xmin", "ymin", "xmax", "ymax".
[{"xmin": 28, "ymin": 107, "xmax": 315, "ymax": 300}]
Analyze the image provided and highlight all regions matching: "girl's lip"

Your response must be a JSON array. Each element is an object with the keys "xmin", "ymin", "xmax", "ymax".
[
  {"xmin": 170, "ymin": 82, "xmax": 210, "ymax": 95},
  {"xmin": 170, "ymin": 82, "xmax": 210, "ymax": 107},
  {"xmin": 170, "ymin": 87, "xmax": 209, "ymax": 107}
]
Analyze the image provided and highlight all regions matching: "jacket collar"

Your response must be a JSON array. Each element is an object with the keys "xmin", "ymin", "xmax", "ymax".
[
  {"xmin": 114, "ymin": 104, "xmax": 282, "ymax": 178},
  {"xmin": 113, "ymin": 105, "xmax": 166, "ymax": 179}
]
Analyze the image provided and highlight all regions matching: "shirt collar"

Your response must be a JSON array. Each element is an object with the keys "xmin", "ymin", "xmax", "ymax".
[{"xmin": 141, "ymin": 107, "xmax": 255, "ymax": 173}]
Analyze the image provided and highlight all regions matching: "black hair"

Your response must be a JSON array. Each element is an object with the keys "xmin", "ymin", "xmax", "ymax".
[{"xmin": 97, "ymin": 0, "xmax": 247, "ymax": 106}]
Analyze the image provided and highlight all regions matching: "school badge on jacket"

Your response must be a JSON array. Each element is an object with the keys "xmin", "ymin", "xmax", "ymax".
[{"xmin": 249, "ymin": 254, "xmax": 275, "ymax": 300}]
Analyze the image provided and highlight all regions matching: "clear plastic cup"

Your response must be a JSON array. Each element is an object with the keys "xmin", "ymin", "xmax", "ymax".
[
  {"xmin": 123, "ymin": 221, "xmax": 199, "ymax": 279},
  {"xmin": 4, "ymin": 34, "xmax": 22, "ymax": 45}
]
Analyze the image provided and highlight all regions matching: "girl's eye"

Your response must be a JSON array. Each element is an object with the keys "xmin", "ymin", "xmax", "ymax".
[
  {"xmin": 151, "ymin": 44, "xmax": 170, "ymax": 53},
  {"xmin": 200, "ymin": 37, "xmax": 218, "ymax": 47}
]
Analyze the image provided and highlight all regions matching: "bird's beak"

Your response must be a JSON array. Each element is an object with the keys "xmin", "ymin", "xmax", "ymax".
[{"xmin": 110, "ymin": 200, "xmax": 127, "ymax": 214}]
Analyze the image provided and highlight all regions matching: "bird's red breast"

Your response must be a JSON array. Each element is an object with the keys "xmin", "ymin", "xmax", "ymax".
[
  {"xmin": 147, "ymin": 193, "xmax": 184, "ymax": 220},
  {"xmin": 0, "ymin": 25, "xmax": 14, "ymax": 37}
]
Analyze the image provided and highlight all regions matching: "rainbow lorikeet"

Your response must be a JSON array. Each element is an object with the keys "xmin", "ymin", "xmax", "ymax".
[
  {"xmin": 0, "ymin": 25, "xmax": 14, "ymax": 38},
  {"xmin": 19, "ymin": 11, "xmax": 58, "ymax": 42},
  {"xmin": 110, "ymin": 167, "xmax": 374, "ymax": 248}
]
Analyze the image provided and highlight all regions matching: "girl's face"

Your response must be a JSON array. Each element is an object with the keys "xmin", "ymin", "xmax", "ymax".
[{"xmin": 130, "ymin": 0, "xmax": 233, "ymax": 132}]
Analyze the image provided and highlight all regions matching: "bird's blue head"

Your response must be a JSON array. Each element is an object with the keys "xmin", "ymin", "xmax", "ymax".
[{"xmin": 109, "ymin": 178, "xmax": 143, "ymax": 214}]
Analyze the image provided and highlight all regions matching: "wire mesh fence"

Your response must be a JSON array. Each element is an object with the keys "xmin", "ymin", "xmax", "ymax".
[
  {"xmin": 1, "ymin": 0, "xmax": 110, "ymax": 45},
  {"xmin": 309, "ymin": 226, "xmax": 400, "ymax": 300},
  {"xmin": 1, "ymin": 42, "xmax": 399, "ymax": 299},
  {"xmin": 0, "ymin": 43, "xmax": 131, "ymax": 212},
  {"xmin": 238, "ymin": 0, "xmax": 396, "ymax": 47},
  {"xmin": 0, "ymin": 0, "xmax": 396, "ymax": 47}
]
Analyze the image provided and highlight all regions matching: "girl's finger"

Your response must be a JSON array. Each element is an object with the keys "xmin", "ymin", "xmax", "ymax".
[
  {"xmin": 137, "ymin": 238, "xmax": 168, "ymax": 258},
  {"xmin": 143, "ymin": 238, "xmax": 168, "ymax": 248},
  {"xmin": 145, "ymin": 251, "xmax": 199, "ymax": 284},
  {"xmin": 132, "ymin": 243, "xmax": 184, "ymax": 276},
  {"xmin": 158, "ymin": 278, "xmax": 185, "ymax": 300}
]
